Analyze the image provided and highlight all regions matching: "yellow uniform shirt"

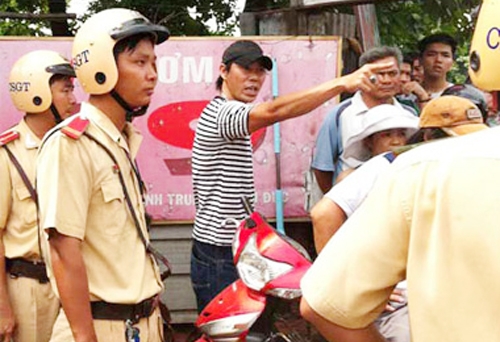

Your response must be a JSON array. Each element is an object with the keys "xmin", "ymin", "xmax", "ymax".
[
  {"xmin": 37, "ymin": 102, "xmax": 162, "ymax": 304},
  {"xmin": 0, "ymin": 119, "xmax": 42, "ymax": 260},
  {"xmin": 302, "ymin": 126, "xmax": 500, "ymax": 341}
]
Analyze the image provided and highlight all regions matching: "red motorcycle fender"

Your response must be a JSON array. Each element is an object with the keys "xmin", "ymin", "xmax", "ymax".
[{"xmin": 196, "ymin": 279, "xmax": 266, "ymax": 326}]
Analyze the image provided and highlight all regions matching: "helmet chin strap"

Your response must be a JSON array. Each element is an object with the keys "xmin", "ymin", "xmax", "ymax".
[
  {"xmin": 50, "ymin": 104, "xmax": 63, "ymax": 124},
  {"xmin": 110, "ymin": 90, "xmax": 148, "ymax": 122}
]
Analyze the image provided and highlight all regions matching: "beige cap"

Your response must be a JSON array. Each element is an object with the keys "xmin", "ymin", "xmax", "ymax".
[{"xmin": 420, "ymin": 95, "xmax": 488, "ymax": 136}]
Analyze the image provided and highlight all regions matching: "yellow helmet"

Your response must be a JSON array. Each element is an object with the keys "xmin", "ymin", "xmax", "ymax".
[
  {"xmin": 469, "ymin": 0, "xmax": 500, "ymax": 90},
  {"xmin": 72, "ymin": 8, "xmax": 169, "ymax": 95},
  {"xmin": 9, "ymin": 50, "xmax": 75, "ymax": 114}
]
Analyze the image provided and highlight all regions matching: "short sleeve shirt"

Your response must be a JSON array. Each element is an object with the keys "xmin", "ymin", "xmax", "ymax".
[
  {"xmin": 312, "ymin": 92, "xmax": 417, "ymax": 174},
  {"xmin": 0, "ymin": 119, "xmax": 42, "ymax": 260},
  {"xmin": 325, "ymin": 153, "xmax": 392, "ymax": 217},
  {"xmin": 191, "ymin": 96, "xmax": 255, "ymax": 246},
  {"xmin": 37, "ymin": 102, "xmax": 162, "ymax": 303},
  {"xmin": 302, "ymin": 127, "xmax": 500, "ymax": 341}
]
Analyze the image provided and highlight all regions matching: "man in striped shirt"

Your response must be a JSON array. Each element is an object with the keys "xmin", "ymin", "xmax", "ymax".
[{"xmin": 190, "ymin": 39, "xmax": 395, "ymax": 312}]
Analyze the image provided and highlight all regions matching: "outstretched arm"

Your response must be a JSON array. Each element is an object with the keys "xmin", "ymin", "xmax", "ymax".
[{"xmin": 248, "ymin": 61, "xmax": 396, "ymax": 133}]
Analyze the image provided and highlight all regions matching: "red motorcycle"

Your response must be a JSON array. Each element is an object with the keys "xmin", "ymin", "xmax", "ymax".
[{"xmin": 195, "ymin": 198, "xmax": 313, "ymax": 342}]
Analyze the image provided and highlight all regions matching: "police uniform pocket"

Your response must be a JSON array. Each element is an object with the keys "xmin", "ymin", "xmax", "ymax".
[
  {"xmin": 98, "ymin": 180, "xmax": 126, "ymax": 236},
  {"xmin": 14, "ymin": 185, "xmax": 36, "ymax": 227},
  {"xmin": 101, "ymin": 180, "xmax": 124, "ymax": 203},
  {"xmin": 15, "ymin": 185, "xmax": 31, "ymax": 201}
]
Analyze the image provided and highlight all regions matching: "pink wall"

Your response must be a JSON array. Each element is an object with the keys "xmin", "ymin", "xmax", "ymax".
[{"xmin": 1, "ymin": 37, "xmax": 341, "ymax": 222}]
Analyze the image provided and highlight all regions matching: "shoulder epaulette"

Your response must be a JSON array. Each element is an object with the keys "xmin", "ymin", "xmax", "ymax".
[
  {"xmin": 61, "ymin": 116, "xmax": 90, "ymax": 139},
  {"xmin": 0, "ymin": 130, "xmax": 20, "ymax": 147}
]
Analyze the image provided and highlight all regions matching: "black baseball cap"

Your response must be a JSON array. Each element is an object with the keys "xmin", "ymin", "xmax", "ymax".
[{"xmin": 222, "ymin": 40, "xmax": 273, "ymax": 71}]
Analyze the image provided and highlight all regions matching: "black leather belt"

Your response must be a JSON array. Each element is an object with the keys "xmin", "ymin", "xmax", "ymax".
[
  {"xmin": 91, "ymin": 296, "xmax": 158, "ymax": 322},
  {"xmin": 5, "ymin": 258, "xmax": 49, "ymax": 284}
]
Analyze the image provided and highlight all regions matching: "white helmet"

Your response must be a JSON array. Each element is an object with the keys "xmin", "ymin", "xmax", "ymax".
[
  {"xmin": 9, "ymin": 50, "xmax": 75, "ymax": 113},
  {"xmin": 72, "ymin": 8, "xmax": 169, "ymax": 95}
]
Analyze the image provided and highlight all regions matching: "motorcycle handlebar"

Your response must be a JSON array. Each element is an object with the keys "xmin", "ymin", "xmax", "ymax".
[{"xmin": 240, "ymin": 196, "xmax": 253, "ymax": 215}]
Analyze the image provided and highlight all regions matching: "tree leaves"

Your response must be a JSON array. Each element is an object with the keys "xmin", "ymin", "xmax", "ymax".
[
  {"xmin": 0, "ymin": 0, "xmax": 51, "ymax": 36},
  {"xmin": 85, "ymin": 0, "xmax": 238, "ymax": 36},
  {"xmin": 376, "ymin": 0, "xmax": 481, "ymax": 83}
]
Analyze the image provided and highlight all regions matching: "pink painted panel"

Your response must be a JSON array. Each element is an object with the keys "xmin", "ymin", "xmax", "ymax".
[{"xmin": 1, "ymin": 37, "xmax": 341, "ymax": 221}]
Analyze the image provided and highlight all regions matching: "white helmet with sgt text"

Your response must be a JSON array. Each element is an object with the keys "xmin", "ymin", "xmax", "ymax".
[
  {"xmin": 9, "ymin": 50, "xmax": 75, "ymax": 114},
  {"xmin": 469, "ymin": 0, "xmax": 500, "ymax": 90},
  {"xmin": 72, "ymin": 8, "xmax": 170, "ymax": 95}
]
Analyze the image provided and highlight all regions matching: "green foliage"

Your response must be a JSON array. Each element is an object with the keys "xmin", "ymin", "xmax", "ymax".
[
  {"xmin": 0, "ymin": 0, "xmax": 52, "ymax": 36},
  {"xmin": 376, "ymin": 0, "xmax": 481, "ymax": 83},
  {"xmin": 0, "ymin": 0, "xmax": 239, "ymax": 36},
  {"xmin": 85, "ymin": 0, "xmax": 239, "ymax": 36},
  {"xmin": 0, "ymin": 0, "xmax": 483, "ymax": 43}
]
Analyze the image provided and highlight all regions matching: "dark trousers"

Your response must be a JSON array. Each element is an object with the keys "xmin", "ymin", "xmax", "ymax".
[{"xmin": 190, "ymin": 239, "xmax": 239, "ymax": 313}]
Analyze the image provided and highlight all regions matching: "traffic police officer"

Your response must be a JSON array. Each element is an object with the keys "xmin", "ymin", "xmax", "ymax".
[
  {"xmin": 36, "ymin": 8, "xmax": 169, "ymax": 342},
  {"xmin": 0, "ymin": 50, "xmax": 76, "ymax": 342}
]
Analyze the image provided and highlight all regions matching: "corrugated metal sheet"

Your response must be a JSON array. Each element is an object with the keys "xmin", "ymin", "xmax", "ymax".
[{"xmin": 150, "ymin": 224, "xmax": 197, "ymax": 323}]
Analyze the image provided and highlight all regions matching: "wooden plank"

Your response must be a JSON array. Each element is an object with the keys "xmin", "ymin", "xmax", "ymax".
[
  {"xmin": 161, "ymin": 274, "xmax": 198, "ymax": 324},
  {"xmin": 0, "ymin": 12, "xmax": 76, "ymax": 20},
  {"xmin": 241, "ymin": 9, "xmax": 355, "ymax": 37}
]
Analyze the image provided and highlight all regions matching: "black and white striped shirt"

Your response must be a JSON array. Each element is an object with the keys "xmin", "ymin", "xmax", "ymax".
[{"xmin": 191, "ymin": 96, "xmax": 256, "ymax": 246}]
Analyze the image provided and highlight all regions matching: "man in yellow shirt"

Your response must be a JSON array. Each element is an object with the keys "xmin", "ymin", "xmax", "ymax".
[
  {"xmin": 0, "ymin": 50, "xmax": 76, "ymax": 342},
  {"xmin": 36, "ymin": 8, "xmax": 169, "ymax": 342},
  {"xmin": 308, "ymin": 96, "xmax": 488, "ymax": 342},
  {"xmin": 300, "ymin": 96, "xmax": 500, "ymax": 341}
]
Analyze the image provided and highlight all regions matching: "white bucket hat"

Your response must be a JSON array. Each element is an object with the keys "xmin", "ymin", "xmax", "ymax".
[{"xmin": 343, "ymin": 104, "xmax": 419, "ymax": 161}]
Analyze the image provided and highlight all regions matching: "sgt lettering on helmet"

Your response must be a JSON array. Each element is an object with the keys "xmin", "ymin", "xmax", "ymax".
[
  {"xmin": 487, "ymin": 27, "xmax": 500, "ymax": 49},
  {"xmin": 72, "ymin": 49, "xmax": 90, "ymax": 68},
  {"xmin": 9, "ymin": 82, "xmax": 30, "ymax": 92}
]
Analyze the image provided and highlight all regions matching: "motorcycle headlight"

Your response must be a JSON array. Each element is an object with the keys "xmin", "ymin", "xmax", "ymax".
[{"xmin": 236, "ymin": 233, "xmax": 293, "ymax": 291}]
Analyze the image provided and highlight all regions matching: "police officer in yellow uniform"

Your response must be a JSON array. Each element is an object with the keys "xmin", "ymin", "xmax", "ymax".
[
  {"xmin": 36, "ymin": 9, "xmax": 169, "ymax": 342},
  {"xmin": 0, "ymin": 50, "xmax": 76, "ymax": 342}
]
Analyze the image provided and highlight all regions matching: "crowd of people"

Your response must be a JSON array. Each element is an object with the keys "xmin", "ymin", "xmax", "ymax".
[
  {"xmin": 301, "ymin": 33, "xmax": 500, "ymax": 342},
  {"xmin": 1, "ymin": 5, "xmax": 500, "ymax": 342}
]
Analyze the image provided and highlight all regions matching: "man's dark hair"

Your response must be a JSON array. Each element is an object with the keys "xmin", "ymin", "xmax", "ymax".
[
  {"xmin": 216, "ymin": 63, "xmax": 234, "ymax": 91},
  {"xmin": 359, "ymin": 46, "xmax": 403, "ymax": 67},
  {"xmin": 113, "ymin": 33, "xmax": 156, "ymax": 60},
  {"xmin": 418, "ymin": 33, "xmax": 457, "ymax": 56},
  {"xmin": 402, "ymin": 53, "xmax": 415, "ymax": 66},
  {"xmin": 216, "ymin": 75, "xmax": 224, "ymax": 91},
  {"xmin": 49, "ymin": 74, "xmax": 72, "ymax": 86},
  {"xmin": 406, "ymin": 51, "xmax": 420, "ymax": 63}
]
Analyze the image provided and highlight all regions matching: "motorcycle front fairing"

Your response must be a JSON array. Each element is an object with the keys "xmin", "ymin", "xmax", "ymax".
[
  {"xmin": 195, "ymin": 279, "xmax": 266, "ymax": 342},
  {"xmin": 233, "ymin": 212, "xmax": 312, "ymax": 299}
]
